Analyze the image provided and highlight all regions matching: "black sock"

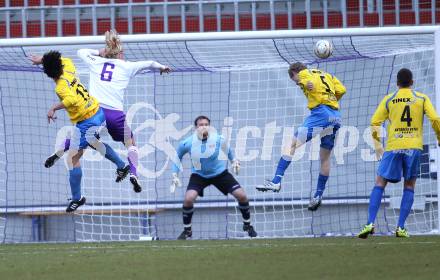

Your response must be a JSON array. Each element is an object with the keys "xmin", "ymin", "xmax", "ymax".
[
  {"xmin": 238, "ymin": 201, "xmax": 251, "ymax": 225},
  {"xmin": 182, "ymin": 206, "xmax": 194, "ymax": 230}
]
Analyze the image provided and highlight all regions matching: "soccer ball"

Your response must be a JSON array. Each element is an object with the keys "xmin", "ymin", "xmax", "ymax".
[{"xmin": 314, "ymin": 40, "xmax": 333, "ymax": 59}]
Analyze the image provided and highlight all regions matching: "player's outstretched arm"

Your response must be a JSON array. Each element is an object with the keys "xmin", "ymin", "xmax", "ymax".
[
  {"xmin": 129, "ymin": 60, "xmax": 172, "ymax": 77},
  {"xmin": 29, "ymin": 54, "xmax": 43, "ymax": 65},
  {"xmin": 160, "ymin": 66, "xmax": 172, "ymax": 75},
  {"xmin": 47, "ymin": 102, "xmax": 65, "ymax": 123}
]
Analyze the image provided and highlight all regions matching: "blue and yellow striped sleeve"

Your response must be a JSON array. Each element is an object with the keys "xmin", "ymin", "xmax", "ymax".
[{"xmin": 423, "ymin": 94, "xmax": 440, "ymax": 143}]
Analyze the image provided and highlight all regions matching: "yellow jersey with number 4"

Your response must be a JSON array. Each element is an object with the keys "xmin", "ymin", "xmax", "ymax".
[
  {"xmin": 371, "ymin": 88, "xmax": 440, "ymax": 151},
  {"xmin": 297, "ymin": 69, "xmax": 346, "ymax": 110},
  {"xmin": 55, "ymin": 57, "xmax": 99, "ymax": 124}
]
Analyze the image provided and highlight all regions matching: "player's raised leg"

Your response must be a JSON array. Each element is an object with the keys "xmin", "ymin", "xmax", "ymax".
[
  {"xmin": 122, "ymin": 123, "xmax": 139, "ymax": 190},
  {"xmin": 256, "ymin": 137, "xmax": 298, "ymax": 193},
  {"xmin": 92, "ymin": 141, "xmax": 130, "ymax": 182},
  {"xmin": 67, "ymin": 109, "xmax": 129, "ymax": 210},
  {"xmin": 126, "ymin": 142, "xmax": 141, "ymax": 192},
  {"xmin": 308, "ymin": 147, "xmax": 330, "ymax": 211},
  {"xmin": 45, "ymin": 138, "xmax": 130, "ymax": 183},
  {"xmin": 46, "ymin": 109, "xmax": 132, "ymax": 183},
  {"xmin": 44, "ymin": 139, "xmax": 70, "ymax": 168},
  {"xmin": 65, "ymin": 149, "xmax": 86, "ymax": 212},
  {"xmin": 103, "ymin": 106, "xmax": 142, "ymax": 192},
  {"xmin": 308, "ymin": 125, "xmax": 339, "ymax": 211},
  {"xmin": 80, "ymin": 109, "xmax": 130, "ymax": 182}
]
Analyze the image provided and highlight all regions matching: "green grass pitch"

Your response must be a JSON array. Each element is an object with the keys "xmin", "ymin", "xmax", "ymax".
[{"xmin": 1, "ymin": 236, "xmax": 440, "ymax": 280}]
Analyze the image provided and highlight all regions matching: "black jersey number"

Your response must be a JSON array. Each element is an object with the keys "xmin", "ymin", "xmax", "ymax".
[
  {"xmin": 311, "ymin": 70, "xmax": 335, "ymax": 100},
  {"xmin": 320, "ymin": 75, "xmax": 337, "ymax": 101},
  {"xmin": 319, "ymin": 76, "xmax": 331, "ymax": 94},
  {"xmin": 401, "ymin": 105, "xmax": 413, "ymax": 127},
  {"xmin": 312, "ymin": 70, "xmax": 331, "ymax": 93},
  {"xmin": 76, "ymin": 83, "xmax": 90, "ymax": 101}
]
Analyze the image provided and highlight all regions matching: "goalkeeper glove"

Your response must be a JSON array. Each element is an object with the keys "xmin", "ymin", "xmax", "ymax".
[
  {"xmin": 170, "ymin": 173, "xmax": 182, "ymax": 193},
  {"xmin": 231, "ymin": 159, "xmax": 240, "ymax": 175}
]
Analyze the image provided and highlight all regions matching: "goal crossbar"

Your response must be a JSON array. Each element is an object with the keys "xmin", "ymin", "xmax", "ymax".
[{"xmin": 1, "ymin": 26, "xmax": 439, "ymax": 47}]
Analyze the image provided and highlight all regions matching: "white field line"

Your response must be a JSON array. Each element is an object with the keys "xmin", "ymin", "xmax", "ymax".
[{"xmin": 0, "ymin": 240, "xmax": 439, "ymax": 255}]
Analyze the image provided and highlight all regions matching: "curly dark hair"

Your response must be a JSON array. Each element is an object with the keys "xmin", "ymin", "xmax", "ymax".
[{"xmin": 42, "ymin": 50, "xmax": 63, "ymax": 80}]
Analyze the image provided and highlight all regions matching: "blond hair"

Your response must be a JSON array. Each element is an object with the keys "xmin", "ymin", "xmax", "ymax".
[{"xmin": 104, "ymin": 29, "xmax": 123, "ymax": 58}]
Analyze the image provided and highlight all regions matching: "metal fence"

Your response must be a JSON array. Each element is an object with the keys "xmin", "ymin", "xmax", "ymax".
[{"xmin": 0, "ymin": 0, "xmax": 439, "ymax": 38}]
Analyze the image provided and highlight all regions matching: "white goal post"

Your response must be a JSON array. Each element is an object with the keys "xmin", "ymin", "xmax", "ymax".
[
  {"xmin": 0, "ymin": 26, "xmax": 439, "ymax": 45},
  {"xmin": 0, "ymin": 26, "xmax": 439, "ymax": 242}
]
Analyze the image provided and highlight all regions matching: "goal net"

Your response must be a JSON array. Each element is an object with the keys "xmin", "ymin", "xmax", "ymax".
[{"xmin": 0, "ymin": 27, "xmax": 439, "ymax": 242}]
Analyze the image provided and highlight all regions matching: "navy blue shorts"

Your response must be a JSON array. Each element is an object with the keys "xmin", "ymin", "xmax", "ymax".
[
  {"xmin": 377, "ymin": 149, "xmax": 421, "ymax": 183},
  {"xmin": 187, "ymin": 170, "xmax": 241, "ymax": 197},
  {"xmin": 295, "ymin": 104, "xmax": 341, "ymax": 150}
]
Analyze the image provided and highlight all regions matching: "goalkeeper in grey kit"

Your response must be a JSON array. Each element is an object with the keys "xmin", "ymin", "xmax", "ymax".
[{"xmin": 171, "ymin": 115, "xmax": 257, "ymax": 239}]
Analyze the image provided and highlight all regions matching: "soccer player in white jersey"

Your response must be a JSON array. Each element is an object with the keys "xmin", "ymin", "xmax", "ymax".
[
  {"xmin": 171, "ymin": 116, "xmax": 257, "ymax": 240},
  {"xmin": 45, "ymin": 29, "xmax": 171, "ymax": 192}
]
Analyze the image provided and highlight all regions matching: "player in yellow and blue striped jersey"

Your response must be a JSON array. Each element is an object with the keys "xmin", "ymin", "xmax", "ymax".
[
  {"xmin": 358, "ymin": 68, "xmax": 440, "ymax": 238},
  {"xmin": 257, "ymin": 62, "xmax": 346, "ymax": 211}
]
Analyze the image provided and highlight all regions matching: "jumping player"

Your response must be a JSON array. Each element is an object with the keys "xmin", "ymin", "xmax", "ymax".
[
  {"xmin": 30, "ymin": 51, "xmax": 129, "ymax": 212},
  {"xmin": 257, "ymin": 62, "xmax": 346, "ymax": 211},
  {"xmin": 44, "ymin": 29, "xmax": 171, "ymax": 193}
]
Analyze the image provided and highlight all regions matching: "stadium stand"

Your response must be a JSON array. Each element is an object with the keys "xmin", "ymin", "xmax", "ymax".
[{"xmin": 0, "ymin": 0, "xmax": 439, "ymax": 38}]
